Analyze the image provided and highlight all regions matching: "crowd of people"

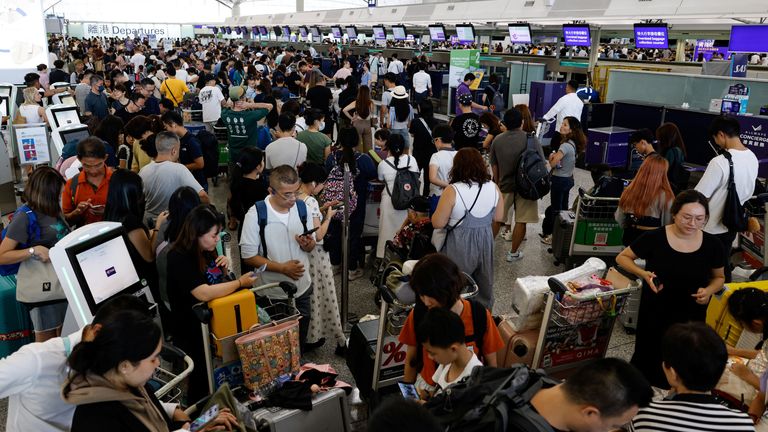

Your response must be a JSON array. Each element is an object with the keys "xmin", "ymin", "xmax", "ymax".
[{"xmin": 0, "ymin": 33, "xmax": 765, "ymax": 432}]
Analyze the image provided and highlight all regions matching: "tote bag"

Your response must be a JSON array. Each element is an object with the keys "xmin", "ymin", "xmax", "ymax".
[
  {"xmin": 16, "ymin": 258, "xmax": 65, "ymax": 304},
  {"xmin": 235, "ymin": 318, "xmax": 301, "ymax": 393}
]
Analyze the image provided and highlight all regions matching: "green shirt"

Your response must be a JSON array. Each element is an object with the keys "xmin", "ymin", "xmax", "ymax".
[
  {"xmin": 220, "ymin": 108, "xmax": 268, "ymax": 163},
  {"xmin": 296, "ymin": 130, "xmax": 333, "ymax": 164}
]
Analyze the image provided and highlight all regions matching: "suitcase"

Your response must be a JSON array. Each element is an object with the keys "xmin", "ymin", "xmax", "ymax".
[
  {"xmin": 496, "ymin": 317, "xmax": 538, "ymax": 367},
  {"xmin": 0, "ymin": 276, "xmax": 33, "ymax": 357},
  {"xmin": 707, "ymin": 281, "xmax": 768, "ymax": 347},
  {"xmin": 208, "ymin": 289, "xmax": 259, "ymax": 357},
  {"xmin": 252, "ymin": 387, "xmax": 351, "ymax": 432},
  {"xmin": 551, "ymin": 210, "xmax": 576, "ymax": 266},
  {"xmin": 346, "ymin": 318, "xmax": 405, "ymax": 399}
]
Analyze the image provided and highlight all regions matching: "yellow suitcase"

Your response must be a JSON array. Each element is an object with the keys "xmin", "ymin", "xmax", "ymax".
[
  {"xmin": 208, "ymin": 289, "xmax": 259, "ymax": 357},
  {"xmin": 706, "ymin": 281, "xmax": 768, "ymax": 347}
]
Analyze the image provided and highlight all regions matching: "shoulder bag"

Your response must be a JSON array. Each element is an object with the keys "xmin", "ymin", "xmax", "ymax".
[
  {"xmin": 722, "ymin": 151, "xmax": 748, "ymax": 232},
  {"xmin": 16, "ymin": 257, "xmax": 65, "ymax": 304}
]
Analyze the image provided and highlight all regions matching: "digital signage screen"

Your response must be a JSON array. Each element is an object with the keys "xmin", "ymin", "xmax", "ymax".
[
  {"xmin": 392, "ymin": 25, "xmax": 406, "ymax": 41},
  {"xmin": 373, "ymin": 26, "xmax": 386, "ymax": 40},
  {"xmin": 634, "ymin": 23, "xmax": 669, "ymax": 49},
  {"xmin": 311, "ymin": 26, "xmax": 321, "ymax": 38},
  {"xmin": 563, "ymin": 24, "xmax": 590, "ymax": 46},
  {"xmin": 259, "ymin": 26, "xmax": 269, "ymax": 36},
  {"xmin": 507, "ymin": 24, "xmax": 532, "ymax": 44},
  {"xmin": 456, "ymin": 24, "xmax": 475, "ymax": 43},
  {"xmin": 729, "ymin": 25, "xmax": 768, "ymax": 53},
  {"xmin": 282, "ymin": 26, "xmax": 290, "ymax": 37},
  {"xmin": 273, "ymin": 26, "xmax": 282, "ymax": 37},
  {"xmin": 331, "ymin": 26, "xmax": 342, "ymax": 38},
  {"xmin": 299, "ymin": 26, "xmax": 308, "ymax": 38},
  {"xmin": 346, "ymin": 26, "xmax": 357, "ymax": 39},
  {"xmin": 428, "ymin": 25, "xmax": 446, "ymax": 42}
]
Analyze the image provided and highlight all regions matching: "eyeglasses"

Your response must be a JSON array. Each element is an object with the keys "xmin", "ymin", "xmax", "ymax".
[
  {"xmin": 678, "ymin": 214, "xmax": 707, "ymax": 225},
  {"xmin": 274, "ymin": 187, "xmax": 301, "ymax": 201}
]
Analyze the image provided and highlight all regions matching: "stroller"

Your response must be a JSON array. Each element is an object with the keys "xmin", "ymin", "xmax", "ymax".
[{"xmin": 370, "ymin": 221, "xmax": 435, "ymax": 302}]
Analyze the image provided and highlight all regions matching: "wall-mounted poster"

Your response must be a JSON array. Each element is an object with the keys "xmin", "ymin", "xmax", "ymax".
[{"xmin": 14, "ymin": 123, "xmax": 49, "ymax": 165}]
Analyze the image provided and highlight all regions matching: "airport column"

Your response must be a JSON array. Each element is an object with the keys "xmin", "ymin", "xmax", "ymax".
[{"xmin": 675, "ymin": 39, "xmax": 686, "ymax": 62}]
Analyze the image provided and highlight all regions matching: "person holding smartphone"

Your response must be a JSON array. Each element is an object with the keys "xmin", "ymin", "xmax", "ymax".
[
  {"xmin": 166, "ymin": 205, "xmax": 259, "ymax": 403},
  {"xmin": 62, "ymin": 137, "xmax": 113, "ymax": 227}
]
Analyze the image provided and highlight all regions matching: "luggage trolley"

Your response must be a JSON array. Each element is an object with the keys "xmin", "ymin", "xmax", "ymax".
[
  {"xmin": 740, "ymin": 193, "xmax": 768, "ymax": 269},
  {"xmin": 193, "ymin": 282, "xmax": 300, "ymax": 395},
  {"xmin": 560, "ymin": 192, "xmax": 624, "ymax": 268},
  {"xmin": 532, "ymin": 275, "xmax": 638, "ymax": 376},
  {"xmin": 150, "ymin": 344, "xmax": 195, "ymax": 403}
]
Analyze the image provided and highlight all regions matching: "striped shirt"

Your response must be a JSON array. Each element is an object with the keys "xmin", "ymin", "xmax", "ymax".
[{"xmin": 631, "ymin": 394, "xmax": 755, "ymax": 432}]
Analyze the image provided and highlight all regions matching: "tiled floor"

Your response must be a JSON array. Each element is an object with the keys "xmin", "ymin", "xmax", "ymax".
[{"xmin": 0, "ymin": 166, "xmax": 636, "ymax": 431}]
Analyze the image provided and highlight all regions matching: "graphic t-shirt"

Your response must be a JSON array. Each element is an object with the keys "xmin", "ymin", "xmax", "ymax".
[{"xmin": 452, "ymin": 113, "xmax": 481, "ymax": 150}]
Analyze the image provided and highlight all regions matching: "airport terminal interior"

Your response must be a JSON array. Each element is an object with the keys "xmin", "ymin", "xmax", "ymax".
[{"xmin": 3, "ymin": 0, "xmax": 768, "ymax": 431}]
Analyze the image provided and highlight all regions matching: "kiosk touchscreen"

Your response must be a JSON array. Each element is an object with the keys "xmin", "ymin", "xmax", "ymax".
[
  {"xmin": 51, "ymin": 222, "xmax": 156, "ymax": 327},
  {"xmin": 47, "ymin": 104, "xmax": 81, "ymax": 129},
  {"xmin": 0, "ymin": 84, "xmax": 18, "ymax": 120},
  {"xmin": 52, "ymin": 123, "xmax": 89, "ymax": 160},
  {"xmin": 52, "ymin": 92, "xmax": 76, "ymax": 106}
]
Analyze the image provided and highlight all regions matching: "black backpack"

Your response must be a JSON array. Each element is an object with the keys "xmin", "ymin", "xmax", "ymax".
[
  {"xmin": 384, "ymin": 156, "xmax": 420, "ymax": 210},
  {"xmin": 722, "ymin": 151, "xmax": 748, "ymax": 232},
  {"xmin": 515, "ymin": 135, "xmax": 551, "ymax": 200},
  {"xmin": 489, "ymin": 84, "xmax": 505, "ymax": 111},
  {"xmin": 197, "ymin": 130, "xmax": 220, "ymax": 179},
  {"xmin": 425, "ymin": 365, "xmax": 559, "ymax": 432}
]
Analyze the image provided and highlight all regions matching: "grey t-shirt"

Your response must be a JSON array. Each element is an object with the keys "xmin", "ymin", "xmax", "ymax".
[
  {"xmin": 489, "ymin": 130, "xmax": 543, "ymax": 193},
  {"xmin": 264, "ymin": 137, "xmax": 308, "ymax": 170},
  {"xmin": 554, "ymin": 140, "xmax": 576, "ymax": 178},
  {"xmin": 6, "ymin": 209, "xmax": 69, "ymax": 249},
  {"xmin": 139, "ymin": 161, "xmax": 203, "ymax": 223},
  {"xmin": 75, "ymin": 83, "xmax": 90, "ymax": 113}
]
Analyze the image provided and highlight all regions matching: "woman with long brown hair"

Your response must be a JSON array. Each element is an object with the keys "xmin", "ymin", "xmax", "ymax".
[
  {"xmin": 342, "ymin": 85, "xmax": 375, "ymax": 152},
  {"xmin": 615, "ymin": 154, "xmax": 674, "ymax": 246},
  {"xmin": 432, "ymin": 148, "xmax": 505, "ymax": 309},
  {"xmin": 656, "ymin": 122, "xmax": 688, "ymax": 193},
  {"xmin": 516, "ymin": 104, "xmax": 535, "ymax": 134},
  {"xmin": 540, "ymin": 116, "xmax": 586, "ymax": 244}
]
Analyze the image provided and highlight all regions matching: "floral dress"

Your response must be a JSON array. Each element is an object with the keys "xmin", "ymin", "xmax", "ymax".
[{"xmin": 304, "ymin": 195, "xmax": 346, "ymax": 347}]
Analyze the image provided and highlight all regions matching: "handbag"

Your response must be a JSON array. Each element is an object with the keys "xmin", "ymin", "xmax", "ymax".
[
  {"xmin": 722, "ymin": 151, "xmax": 748, "ymax": 232},
  {"xmin": 235, "ymin": 318, "xmax": 301, "ymax": 393},
  {"xmin": 15, "ymin": 258, "xmax": 66, "ymax": 304}
]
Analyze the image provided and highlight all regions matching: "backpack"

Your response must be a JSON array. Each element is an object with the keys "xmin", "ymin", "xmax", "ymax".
[
  {"xmin": 0, "ymin": 205, "xmax": 41, "ymax": 276},
  {"xmin": 489, "ymin": 84, "xmax": 505, "ymax": 111},
  {"xmin": 411, "ymin": 299, "xmax": 487, "ymax": 373},
  {"xmin": 425, "ymin": 365, "xmax": 558, "ymax": 432},
  {"xmin": 322, "ymin": 157, "xmax": 358, "ymax": 220},
  {"xmin": 256, "ymin": 125, "xmax": 273, "ymax": 151},
  {"xmin": 515, "ymin": 135, "xmax": 551, "ymax": 200},
  {"xmin": 254, "ymin": 199, "xmax": 308, "ymax": 259},
  {"xmin": 384, "ymin": 156, "xmax": 420, "ymax": 210},
  {"xmin": 197, "ymin": 130, "xmax": 220, "ymax": 178},
  {"xmin": 722, "ymin": 151, "xmax": 748, "ymax": 232}
]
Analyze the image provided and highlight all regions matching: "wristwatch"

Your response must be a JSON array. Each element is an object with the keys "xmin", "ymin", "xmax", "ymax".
[{"xmin": 28, "ymin": 247, "xmax": 35, "ymax": 258}]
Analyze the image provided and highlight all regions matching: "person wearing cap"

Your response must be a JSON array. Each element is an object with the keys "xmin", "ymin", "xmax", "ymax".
[
  {"xmin": 392, "ymin": 196, "xmax": 434, "ymax": 256},
  {"xmin": 159, "ymin": 65, "xmax": 188, "ymax": 108},
  {"xmin": 198, "ymin": 74, "xmax": 226, "ymax": 129},
  {"xmin": 451, "ymin": 93, "xmax": 482, "ymax": 150},
  {"xmin": 389, "ymin": 85, "xmax": 414, "ymax": 148},
  {"xmin": 454, "ymin": 73, "xmax": 488, "ymax": 117},
  {"xmin": 220, "ymin": 86, "xmax": 272, "ymax": 173}
]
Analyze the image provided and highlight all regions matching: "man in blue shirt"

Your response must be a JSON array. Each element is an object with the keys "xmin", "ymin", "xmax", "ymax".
[
  {"xmin": 161, "ymin": 111, "xmax": 208, "ymax": 191},
  {"xmin": 83, "ymin": 75, "xmax": 108, "ymax": 120},
  {"xmin": 139, "ymin": 78, "xmax": 160, "ymax": 115}
]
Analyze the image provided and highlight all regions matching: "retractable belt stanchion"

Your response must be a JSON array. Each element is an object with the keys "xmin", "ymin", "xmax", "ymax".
[{"xmin": 341, "ymin": 163, "xmax": 351, "ymax": 330}]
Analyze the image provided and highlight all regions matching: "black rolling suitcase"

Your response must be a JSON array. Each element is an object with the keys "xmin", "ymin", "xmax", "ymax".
[
  {"xmin": 346, "ymin": 318, "xmax": 404, "ymax": 400},
  {"xmin": 550, "ymin": 210, "xmax": 575, "ymax": 267}
]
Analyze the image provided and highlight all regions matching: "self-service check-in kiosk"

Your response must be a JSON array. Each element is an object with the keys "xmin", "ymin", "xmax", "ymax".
[
  {"xmin": 52, "ymin": 92, "xmax": 76, "ymax": 106},
  {"xmin": 47, "ymin": 104, "xmax": 86, "ymax": 162},
  {"xmin": 51, "ymin": 222, "xmax": 158, "ymax": 329},
  {"xmin": 0, "ymin": 83, "xmax": 17, "ymax": 120}
]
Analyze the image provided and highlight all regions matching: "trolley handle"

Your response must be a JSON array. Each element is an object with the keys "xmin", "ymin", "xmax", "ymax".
[{"xmin": 192, "ymin": 281, "xmax": 298, "ymax": 324}]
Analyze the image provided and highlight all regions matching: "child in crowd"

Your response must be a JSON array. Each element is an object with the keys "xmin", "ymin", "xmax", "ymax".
[
  {"xmin": 392, "ymin": 196, "xmax": 434, "ymax": 259},
  {"xmin": 417, "ymin": 307, "xmax": 483, "ymax": 396}
]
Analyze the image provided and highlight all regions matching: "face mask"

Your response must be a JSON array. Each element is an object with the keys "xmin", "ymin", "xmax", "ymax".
[
  {"xmin": 98, "ymin": 85, "xmax": 105, "ymax": 92},
  {"xmin": 318, "ymin": 121, "xmax": 326, "ymax": 130}
]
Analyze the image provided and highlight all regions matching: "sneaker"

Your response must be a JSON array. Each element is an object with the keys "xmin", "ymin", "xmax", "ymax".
[
  {"xmin": 348, "ymin": 269, "xmax": 364, "ymax": 281},
  {"xmin": 506, "ymin": 250, "xmax": 523, "ymax": 262},
  {"xmin": 502, "ymin": 229, "xmax": 513, "ymax": 242},
  {"xmin": 540, "ymin": 235, "xmax": 552, "ymax": 245}
]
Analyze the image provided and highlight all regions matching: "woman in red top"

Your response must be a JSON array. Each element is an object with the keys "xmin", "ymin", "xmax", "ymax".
[{"xmin": 398, "ymin": 253, "xmax": 504, "ymax": 398}]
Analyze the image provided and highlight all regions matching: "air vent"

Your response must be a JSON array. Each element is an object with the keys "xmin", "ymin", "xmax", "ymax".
[
  {"xmin": 349, "ymin": 10, "xmax": 354, "ymax": 15},
  {"xmin": 524, "ymin": 1, "xmax": 534, "ymax": 6},
  {"xmin": 391, "ymin": 8, "xmax": 398, "ymax": 13},
  {"xmin": 447, "ymin": 5, "xmax": 455, "ymax": 10}
]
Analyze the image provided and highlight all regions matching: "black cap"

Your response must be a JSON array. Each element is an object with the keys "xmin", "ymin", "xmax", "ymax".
[{"xmin": 408, "ymin": 196, "xmax": 430, "ymax": 213}]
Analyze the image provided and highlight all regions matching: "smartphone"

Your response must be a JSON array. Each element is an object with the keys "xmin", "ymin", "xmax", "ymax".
[
  {"xmin": 398, "ymin": 382, "xmax": 419, "ymax": 401},
  {"xmin": 254, "ymin": 263, "xmax": 268, "ymax": 274},
  {"xmin": 300, "ymin": 227, "xmax": 320, "ymax": 237},
  {"xmin": 652, "ymin": 276, "xmax": 661, "ymax": 288},
  {"xmin": 331, "ymin": 204, "xmax": 345, "ymax": 210},
  {"xmin": 189, "ymin": 404, "xmax": 219, "ymax": 432}
]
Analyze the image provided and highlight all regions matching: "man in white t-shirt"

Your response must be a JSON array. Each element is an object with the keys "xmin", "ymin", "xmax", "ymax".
[
  {"xmin": 542, "ymin": 80, "xmax": 584, "ymax": 150},
  {"xmin": 198, "ymin": 74, "xmax": 226, "ymax": 128},
  {"xmin": 428, "ymin": 124, "xmax": 457, "ymax": 213},
  {"xmin": 412, "ymin": 62, "xmax": 432, "ymax": 106},
  {"xmin": 139, "ymin": 132, "xmax": 209, "ymax": 225},
  {"xmin": 265, "ymin": 113, "xmax": 308, "ymax": 170},
  {"xmin": 130, "ymin": 48, "xmax": 146, "ymax": 70},
  {"xmin": 388, "ymin": 53, "xmax": 404, "ymax": 74},
  {"xmin": 695, "ymin": 115, "xmax": 758, "ymax": 282}
]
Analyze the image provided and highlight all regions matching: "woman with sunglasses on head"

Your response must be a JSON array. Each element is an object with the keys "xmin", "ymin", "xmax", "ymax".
[{"xmin": 616, "ymin": 190, "xmax": 725, "ymax": 389}]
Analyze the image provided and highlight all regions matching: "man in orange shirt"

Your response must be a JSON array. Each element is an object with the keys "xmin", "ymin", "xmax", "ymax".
[
  {"xmin": 62, "ymin": 137, "xmax": 112, "ymax": 227},
  {"xmin": 398, "ymin": 254, "xmax": 504, "ymax": 398}
]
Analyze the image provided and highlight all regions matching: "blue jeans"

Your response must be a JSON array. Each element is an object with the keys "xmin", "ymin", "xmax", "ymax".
[{"xmin": 542, "ymin": 175, "xmax": 574, "ymax": 236}]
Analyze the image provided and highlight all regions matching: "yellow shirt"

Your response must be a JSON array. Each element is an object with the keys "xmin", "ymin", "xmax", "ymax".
[
  {"xmin": 160, "ymin": 78, "xmax": 188, "ymax": 106},
  {"xmin": 131, "ymin": 142, "xmax": 153, "ymax": 172}
]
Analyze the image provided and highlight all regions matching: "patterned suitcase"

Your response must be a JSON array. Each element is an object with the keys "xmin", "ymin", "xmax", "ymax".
[
  {"xmin": 551, "ymin": 210, "xmax": 576, "ymax": 266},
  {"xmin": 252, "ymin": 387, "xmax": 351, "ymax": 432},
  {"xmin": 0, "ymin": 276, "xmax": 33, "ymax": 357}
]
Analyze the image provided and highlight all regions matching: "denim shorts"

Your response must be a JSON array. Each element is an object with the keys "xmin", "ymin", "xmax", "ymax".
[{"xmin": 28, "ymin": 301, "xmax": 68, "ymax": 332}]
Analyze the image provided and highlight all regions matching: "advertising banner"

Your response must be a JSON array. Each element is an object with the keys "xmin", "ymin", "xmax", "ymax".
[
  {"xmin": 693, "ymin": 40, "xmax": 729, "ymax": 61},
  {"xmin": 738, "ymin": 115, "xmax": 768, "ymax": 177},
  {"xmin": 731, "ymin": 53, "xmax": 749, "ymax": 78},
  {"xmin": 449, "ymin": 49, "xmax": 480, "ymax": 88},
  {"xmin": 14, "ymin": 124, "xmax": 50, "ymax": 165},
  {"xmin": 84, "ymin": 23, "xmax": 182, "ymax": 39},
  {"xmin": 0, "ymin": 0, "xmax": 49, "ymax": 83}
]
